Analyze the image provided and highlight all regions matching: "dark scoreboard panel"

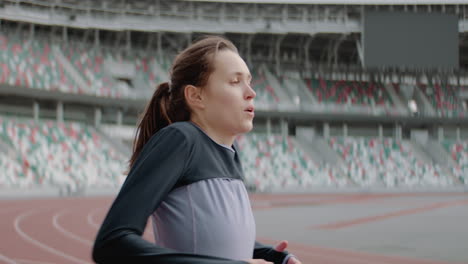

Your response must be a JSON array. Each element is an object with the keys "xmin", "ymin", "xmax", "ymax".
[{"xmin": 363, "ymin": 11, "xmax": 458, "ymax": 69}]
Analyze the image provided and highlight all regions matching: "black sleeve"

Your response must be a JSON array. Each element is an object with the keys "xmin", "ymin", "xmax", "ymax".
[
  {"xmin": 253, "ymin": 241, "xmax": 289, "ymax": 264},
  {"xmin": 92, "ymin": 127, "xmax": 248, "ymax": 264}
]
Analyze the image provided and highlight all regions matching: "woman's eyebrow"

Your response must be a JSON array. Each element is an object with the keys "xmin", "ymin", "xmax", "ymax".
[{"xmin": 233, "ymin": 72, "xmax": 252, "ymax": 80}]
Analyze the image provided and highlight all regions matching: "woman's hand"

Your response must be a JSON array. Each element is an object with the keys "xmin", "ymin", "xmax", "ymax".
[{"xmin": 274, "ymin": 240, "xmax": 302, "ymax": 264}]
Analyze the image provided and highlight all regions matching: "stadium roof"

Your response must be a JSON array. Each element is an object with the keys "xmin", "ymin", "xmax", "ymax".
[{"xmin": 184, "ymin": 0, "xmax": 468, "ymax": 4}]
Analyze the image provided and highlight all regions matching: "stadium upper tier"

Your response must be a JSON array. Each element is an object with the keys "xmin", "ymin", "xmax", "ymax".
[
  {"xmin": 0, "ymin": 33, "xmax": 466, "ymax": 117},
  {"xmin": 418, "ymin": 82, "xmax": 467, "ymax": 118},
  {"xmin": 305, "ymin": 77, "xmax": 393, "ymax": 106},
  {"xmin": 0, "ymin": 33, "xmax": 80, "ymax": 93},
  {"xmin": 0, "ymin": 116, "xmax": 126, "ymax": 191}
]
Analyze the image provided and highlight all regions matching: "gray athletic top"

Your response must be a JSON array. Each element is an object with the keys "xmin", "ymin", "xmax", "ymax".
[
  {"xmin": 152, "ymin": 178, "xmax": 256, "ymax": 260},
  {"xmin": 92, "ymin": 121, "xmax": 291, "ymax": 264}
]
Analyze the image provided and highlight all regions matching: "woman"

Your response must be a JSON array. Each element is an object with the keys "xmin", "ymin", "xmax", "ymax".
[{"xmin": 92, "ymin": 36, "xmax": 301, "ymax": 264}]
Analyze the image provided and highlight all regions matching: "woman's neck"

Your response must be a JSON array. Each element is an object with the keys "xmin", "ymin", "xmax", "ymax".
[{"xmin": 190, "ymin": 118, "xmax": 235, "ymax": 147}]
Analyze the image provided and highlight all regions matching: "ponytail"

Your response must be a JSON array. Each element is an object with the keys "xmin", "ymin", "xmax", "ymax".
[{"xmin": 129, "ymin": 82, "xmax": 178, "ymax": 169}]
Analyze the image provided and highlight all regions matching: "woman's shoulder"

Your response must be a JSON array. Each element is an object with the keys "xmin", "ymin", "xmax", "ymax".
[
  {"xmin": 163, "ymin": 121, "xmax": 200, "ymax": 139},
  {"xmin": 151, "ymin": 121, "xmax": 203, "ymax": 147},
  {"xmin": 166, "ymin": 121, "xmax": 196, "ymax": 132}
]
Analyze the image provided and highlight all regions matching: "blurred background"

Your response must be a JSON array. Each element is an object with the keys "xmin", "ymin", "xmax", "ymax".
[
  {"xmin": 1, "ymin": 1, "xmax": 468, "ymax": 264},
  {"xmin": 0, "ymin": 0, "xmax": 467, "ymax": 194}
]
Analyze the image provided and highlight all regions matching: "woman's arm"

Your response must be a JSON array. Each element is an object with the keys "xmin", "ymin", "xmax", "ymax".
[{"xmin": 92, "ymin": 127, "xmax": 248, "ymax": 264}]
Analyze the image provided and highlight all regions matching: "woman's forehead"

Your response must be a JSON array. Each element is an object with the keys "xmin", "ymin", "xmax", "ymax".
[{"xmin": 212, "ymin": 50, "xmax": 250, "ymax": 77}]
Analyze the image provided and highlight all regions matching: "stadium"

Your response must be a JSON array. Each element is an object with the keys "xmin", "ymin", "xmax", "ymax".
[{"xmin": 0, "ymin": 0, "xmax": 467, "ymax": 263}]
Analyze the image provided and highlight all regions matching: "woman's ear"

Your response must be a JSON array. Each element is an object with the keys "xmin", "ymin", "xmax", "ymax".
[{"xmin": 184, "ymin": 84, "xmax": 205, "ymax": 110}]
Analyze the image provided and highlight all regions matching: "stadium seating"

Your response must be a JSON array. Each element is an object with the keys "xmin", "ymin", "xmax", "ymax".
[
  {"xmin": 62, "ymin": 45, "xmax": 126, "ymax": 98},
  {"xmin": 442, "ymin": 140, "xmax": 468, "ymax": 184},
  {"xmin": 328, "ymin": 137, "xmax": 451, "ymax": 187},
  {"xmin": 0, "ymin": 152, "xmax": 35, "ymax": 188},
  {"xmin": 0, "ymin": 33, "xmax": 80, "ymax": 93},
  {"xmin": 418, "ymin": 83, "xmax": 466, "ymax": 118},
  {"xmin": 0, "ymin": 116, "xmax": 126, "ymax": 191},
  {"xmin": 62, "ymin": 44, "xmax": 166, "ymax": 97},
  {"xmin": 251, "ymin": 69, "xmax": 281, "ymax": 107},
  {"xmin": 237, "ymin": 133, "xmax": 347, "ymax": 191},
  {"xmin": 304, "ymin": 77, "xmax": 393, "ymax": 107}
]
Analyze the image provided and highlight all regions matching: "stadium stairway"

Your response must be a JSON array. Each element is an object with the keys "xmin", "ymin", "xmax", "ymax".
[
  {"xmin": 384, "ymin": 83, "xmax": 409, "ymax": 115},
  {"xmin": 91, "ymin": 126, "xmax": 132, "ymax": 159},
  {"xmin": 418, "ymin": 140, "xmax": 462, "ymax": 184},
  {"xmin": 294, "ymin": 133, "xmax": 351, "ymax": 185},
  {"xmin": 328, "ymin": 136, "xmax": 453, "ymax": 187},
  {"xmin": 150, "ymin": 57, "xmax": 170, "ymax": 84},
  {"xmin": 237, "ymin": 133, "xmax": 348, "ymax": 191},
  {"xmin": 52, "ymin": 45, "xmax": 91, "ymax": 94},
  {"xmin": 407, "ymin": 140, "xmax": 433, "ymax": 163},
  {"xmin": 441, "ymin": 139, "xmax": 468, "ymax": 184},
  {"xmin": 280, "ymin": 73, "xmax": 317, "ymax": 106},
  {"xmin": 251, "ymin": 68, "xmax": 281, "ymax": 108},
  {"xmin": 416, "ymin": 84, "xmax": 438, "ymax": 116},
  {"xmin": 261, "ymin": 66, "xmax": 294, "ymax": 105}
]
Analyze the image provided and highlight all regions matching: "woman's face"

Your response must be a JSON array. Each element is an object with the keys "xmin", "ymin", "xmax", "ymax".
[{"xmin": 201, "ymin": 49, "xmax": 256, "ymax": 136}]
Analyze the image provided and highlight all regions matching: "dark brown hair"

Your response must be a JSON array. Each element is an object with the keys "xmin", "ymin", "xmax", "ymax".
[{"xmin": 129, "ymin": 35, "xmax": 238, "ymax": 169}]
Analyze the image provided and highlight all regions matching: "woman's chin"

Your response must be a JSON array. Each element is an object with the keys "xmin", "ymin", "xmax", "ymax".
[{"xmin": 240, "ymin": 122, "xmax": 253, "ymax": 133}]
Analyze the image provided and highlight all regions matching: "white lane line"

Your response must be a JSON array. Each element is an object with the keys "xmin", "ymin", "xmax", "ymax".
[
  {"xmin": 52, "ymin": 210, "xmax": 93, "ymax": 246},
  {"xmin": 86, "ymin": 208, "xmax": 102, "ymax": 230},
  {"xmin": 0, "ymin": 253, "xmax": 17, "ymax": 264},
  {"xmin": 14, "ymin": 209, "xmax": 91, "ymax": 264}
]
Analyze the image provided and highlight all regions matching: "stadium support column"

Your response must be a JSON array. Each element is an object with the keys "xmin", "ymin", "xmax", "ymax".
[
  {"xmin": 266, "ymin": 118, "xmax": 272, "ymax": 136},
  {"xmin": 62, "ymin": 27, "xmax": 68, "ymax": 43},
  {"xmin": 157, "ymin": 32, "xmax": 162, "ymax": 59},
  {"xmin": 456, "ymin": 127, "xmax": 461, "ymax": 141},
  {"xmin": 438, "ymin": 126, "xmax": 444, "ymax": 142},
  {"xmin": 332, "ymin": 34, "xmax": 347, "ymax": 67},
  {"xmin": 94, "ymin": 29, "xmax": 100, "ymax": 47},
  {"xmin": 304, "ymin": 36, "xmax": 314, "ymax": 72},
  {"xmin": 323, "ymin": 122, "xmax": 330, "ymax": 139},
  {"xmin": 57, "ymin": 101, "xmax": 64, "ymax": 122},
  {"xmin": 126, "ymin": 31, "xmax": 131, "ymax": 53},
  {"xmin": 275, "ymin": 35, "xmax": 285, "ymax": 76},
  {"xmin": 280, "ymin": 119, "xmax": 288, "ymax": 137},
  {"xmin": 94, "ymin": 108, "xmax": 102, "ymax": 127},
  {"xmin": 246, "ymin": 34, "xmax": 254, "ymax": 68},
  {"xmin": 394, "ymin": 123, "xmax": 402, "ymax": 141},
  {"xmin": 343, "ymin": 123, "xmax": 348, "ymax": 138},
  {"xmin": 116, "ymin": 110, "xmax": 123, "ymax": 126},
  {"xmin": 378, "ymin": 125, "xmax": 383, "ymax": 140},
  {"xmin": 29, "ymin": 24, "xmax": 35, "ymax": 40},
  {"xmin": 33, "ymin": 101, "xmax": 39, "ymax": 121}
]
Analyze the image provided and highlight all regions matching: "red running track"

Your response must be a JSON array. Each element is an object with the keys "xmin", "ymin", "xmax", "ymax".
[{"xmin": 0, "ymin": 194, "xmax": 466, "ymax": 264}]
